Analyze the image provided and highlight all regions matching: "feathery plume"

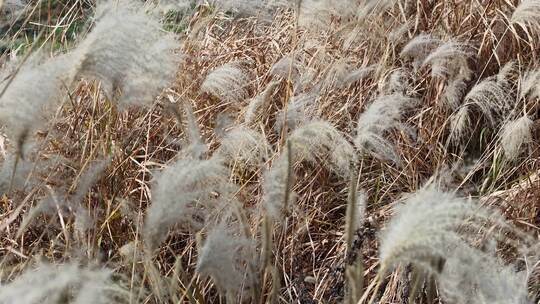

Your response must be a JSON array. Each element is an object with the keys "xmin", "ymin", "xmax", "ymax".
[
  {"xmin": 144, "ymin": 157, "xmax": 234, "ymax": 251},
  {"xmin": 73, "ymin": 0, "xmax": 178, "ymax": 107},
  {"xmin": 423, "ymin": 40, "xmax": 474, "ymax": 79},
  {"xmin": 269, "ymin": 56, "xmax": 300, "ymax": 82},
  {"xmin": 500, "ymin": 116, "xmax": 533, "ymax": 159},
  {"xmin": 156, "ymin": 0, "xmax": 194, "ymax": 12},
  {"xmin": 297, "ymin": 0, "xmax": 356, "ymax": 30},
  {"xmin": 381, "ymin": 68, "xmax": 411, "ymax": 95},
  {"xmin": 275, "ymin": 91, "xmax": 318, "ymax": 132},
  {"xmin": 0, "ymin": 150, "xmax": 34, "ymax": 195},
  {"xmin": 356, "ymin": 0, "xmax": 396, "ymax": 21},
  {"xmin": 439, "ymin": 245, "xmax": 529, "ymax": 304},
  {"xmin": 212, "ymin": 0, "xmax": 286, "ymax": 18},
  {"xmin": 511, "ymin": 0, "xmax": 540, "ymax": 36},
  {"xmin": 0, "ymin": 0, "xmax": 26, "ymax": 30},
  {"xmin": 196, "ymin": 222, "xmax": 257, "ymax": 301},
  {"xmin": 16, "ymin": 158, "xmax": 110, "ymax": 236},
  {"xmin": 288, "ymin": 120, "xmax": 357, "ymax": 177},
  {"xmin": 520, "ymin": 68, "xmax": 540, "ymax": 99},
  {"xmin": 400, "ymin": 34, "xmax": 441, "ymax": 70},
  {"xmin": 0, "ymin": 262, "xmax": 128, "ymax": 304},
  {"xmin": 200, "ymin": 61, "xmax": 251, "ymax": 103},
  {"xmin": 448, "ymin": 67, "xmax": 515, "ymax": 142},
  {"xmin": 448, "ymin": 105, "xmax": 470, "ymax": 144},
  {"xmin": 216, "ymin": 126, "xmax": 271, "ymax": 168},
  {"xmin": 463, "ymin": 75, "xmax": 514, "ymax": 126},
  {"xmin": 379, "ymin": 186, "xmax": 507, "ymax": 273},
  {"xmin": 342, "ymin": 65, "xmax": 377, "ymax": 86},
  {"xmin": 355, "ymin": 94, "xmax": 418, "ymax": 163},
  {"xmin": 244, "ymin": 80, "xmax": 280, "ymax": 125},
  {"xmin": 323, "ymin": 62, "xmax": 375, "ymax": 90},
  {"xmin": 406, "ymin": 38, "xmax": 474, "ymax": 109},
  {"xmin": 0, "ymin": 54, "xmax": 75, "ymax": 150},
  {"xmin": 442, "ymin": 76, "xmax": 471, "ymax": 110},
  {"xmin": 262, "ymin": 144, "xmax": 295, "ymax": 221}
]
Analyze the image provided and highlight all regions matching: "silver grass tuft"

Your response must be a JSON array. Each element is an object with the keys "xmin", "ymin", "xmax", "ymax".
[
  {"xmin": 342, "ymin": 65, "xmax": 377, "ymax": 86},
  {"xmin": 439, "ymin": 245, "xmax": 529, "ymax": 304},
  {"xmin": 275, "ymin": 91, "xmax": 319, "ymax": 132},
  {"xmin": 355, "ymin": 94, "xmax": 418, "ymax": 163},
  {"xmin": 448, "ymin": 66, "xmax": 515, "ymax": 143},
  {"xmin": 511, "ymin": 0, "xmax": 540, "ymax": 36},
  {"xmin": 500, "ymin": 116, "xmax": 534, "ymax": 160},
  {"xmin": 211, "ymin": 0, "xmax": 287, "ymax": 19},
  {"xmin": 381, "ymin": 68, "xmax": 411, "ymax": 95},
  {"xmin": 288, "ymin": 120, "xmax": 357, "ymax": 178},
  {"xmin": 379, "ymin": 186, "xmax": 510, "ymax": 274},
  {"xmin": 297, "ymin": 0, "xmax": 356, "ymax": 30},
  {"xmin": 400, "ymin": 34, "xmax": 441, "ymax": 70},
  {"xmin": 269, "ymin": 56, "xmax": 300, "ymax": 83},
  {"xmin": 16, "ymin": 158, "xmax": 110, "ymax": 236},
  {"xmin": 356, "ymin": 0, "xmax": 396, "ymax": 20},
  {"xmin": 0, "ymin": 262, "xmax": 129, "ymax": 304},
  {"xmin": 520, "ymin": 69, "xmax": 540, "ymax": 99},
  {"xmin": 244, "ymin": 80, "xmax": 280, "ymax": 125},
  {"xmin": 323, "ymin": 62, "xmax": 376, "ymax": 90},
  {"xmin": 422, "ymin": 40, "xmax": 474, "ymax": 79},
  {"xmin": 196, "ymin": 221, "xmax": 257, "ymax": 301},
  {"xmin": 0, "ymin": 54, "xmax": 75, "ymax": 149},
  {"xmin": 144, "ymin": 156, "xmax": 235, "ymax": 250},
  {"xmin": 262, "ymin": 146, "xmax": 295, "ymax": 221},
  {"xmin": 216, "ymin": 126, "xmax": 271, "ymax": 168},
  {"xmin": 74, "ymin": 0, "xmax": 178, "ymax": 107},
  {"xmin": 201, "ymin": 61, "xmax": 251, "ymax": 103}
]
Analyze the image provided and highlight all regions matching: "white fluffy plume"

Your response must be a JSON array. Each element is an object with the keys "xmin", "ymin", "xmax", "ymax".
[
  {"xmin": 500, "ymin": 116, "xmax": 534, "ymax": 160},
  {"xmin": 144, "ymin": 157, "xmax": 235, "ymax": 250},
  {"xmin": 201, "ymin": 62, "xmax": 251, "ymax": 103},
  {"xmin": 0, "ymin": 262, "xmax": 128, "ymax": 304},
  {"xmin": 355, "ymin": 94, "xmax": 418, "ymax": 163},
  {"xmin": 216, "ymin": 126, "xmax": 271, "ymax": 168},
  {"xmin": 288, "ymin": 120, "xmax": 357, "ymax": 177},
  {"xmin": 74, "ymin": 0, "xmax": 178, "ymax": 107}
]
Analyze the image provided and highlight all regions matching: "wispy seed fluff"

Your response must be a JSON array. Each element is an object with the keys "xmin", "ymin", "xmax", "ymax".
[
  {"xmin": 449, "ymin": 66, "xmax": 515, "ymax": 143},
  {"xmin": 288, "ymin": 120, "xmax": 357, "ymax": 178},
  {"xmin": 422, "ymin": 40, "xmax": 474, "ymax": 109},
  {"xmin": 216, "ymin": 126, "xmax": 271, "ymax": 169},
  {"xmin": 297, "ymin": 0, "xmax": 356, "ymax": 30},
  {"xmin": 275, "ymin": 91, "xmax": 319, "ymax": 132},
  {"xmin": 0, "ymin": 262, "xmax": 128, "ymax": 304},
  {"xmin": 422, "ymin": 40, "xmax": 474, "ymax": 78},
  {"xmin": 500, "ymin": 116, "xmax": 534, "ymax": 160},
  {"xmin": 0, "ymin": 54, "xmax": 75, "ymax": 149},
  {"xmin": 211, "ymin": 0, "xmax": 287, "ymax": 19},
  {"xmin": 520, "ymin": 69, "xmax": 540, "ymax": 99},
  {"xmin": 144, "ymin": 157, "xmax": 234, "ymax": 251},
  {"xmin": 379, "ymin": 186, "xmax": 507, "ymax": 273},
  {"xmin": 244, "ymin": 80, "xmax": 280, "ymax": 125},
  {"xmin": 439, "ymin": 245, "xmax": 529, "ymax": 304},
  {"xmin": 201, "ymin": 62, "xmax": 251, "ymax": 103},
  {"xmin": 73, "ymin": 0, "xmax": 178, "ymax": 107},
  {"xmin": 322, "ymin": 61, "xmax": 376, "ymax": 90},
  {"xmin": 400, "ymin": 34, "xmax": 441, "ymax": 70},
  {"xmin": 355, "ymin": 94, "xmax": 418, "ymax": 163},
  {"xmin": 511, "ymin": 0, "xmax": 540, "ymax": 36},
  {"xmin": 16, "ymin": 157, "xmax": 110, "ymax": 237},
  {"xmin": 269, "ymin": 56, "xmax": 300, "ymax": 83},
  {"xmin": 196, "ymin": 222, "xmax": 257, "ymax": 301},
  {"xmin": 262, "ymin": 147, "xmax": 296, "ymax": 221}
]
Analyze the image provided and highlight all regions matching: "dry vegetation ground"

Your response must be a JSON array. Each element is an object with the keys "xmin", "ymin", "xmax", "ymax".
[{"xmin": 0, "ymin": 0, "xmax": 539, "ymax": 303}]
